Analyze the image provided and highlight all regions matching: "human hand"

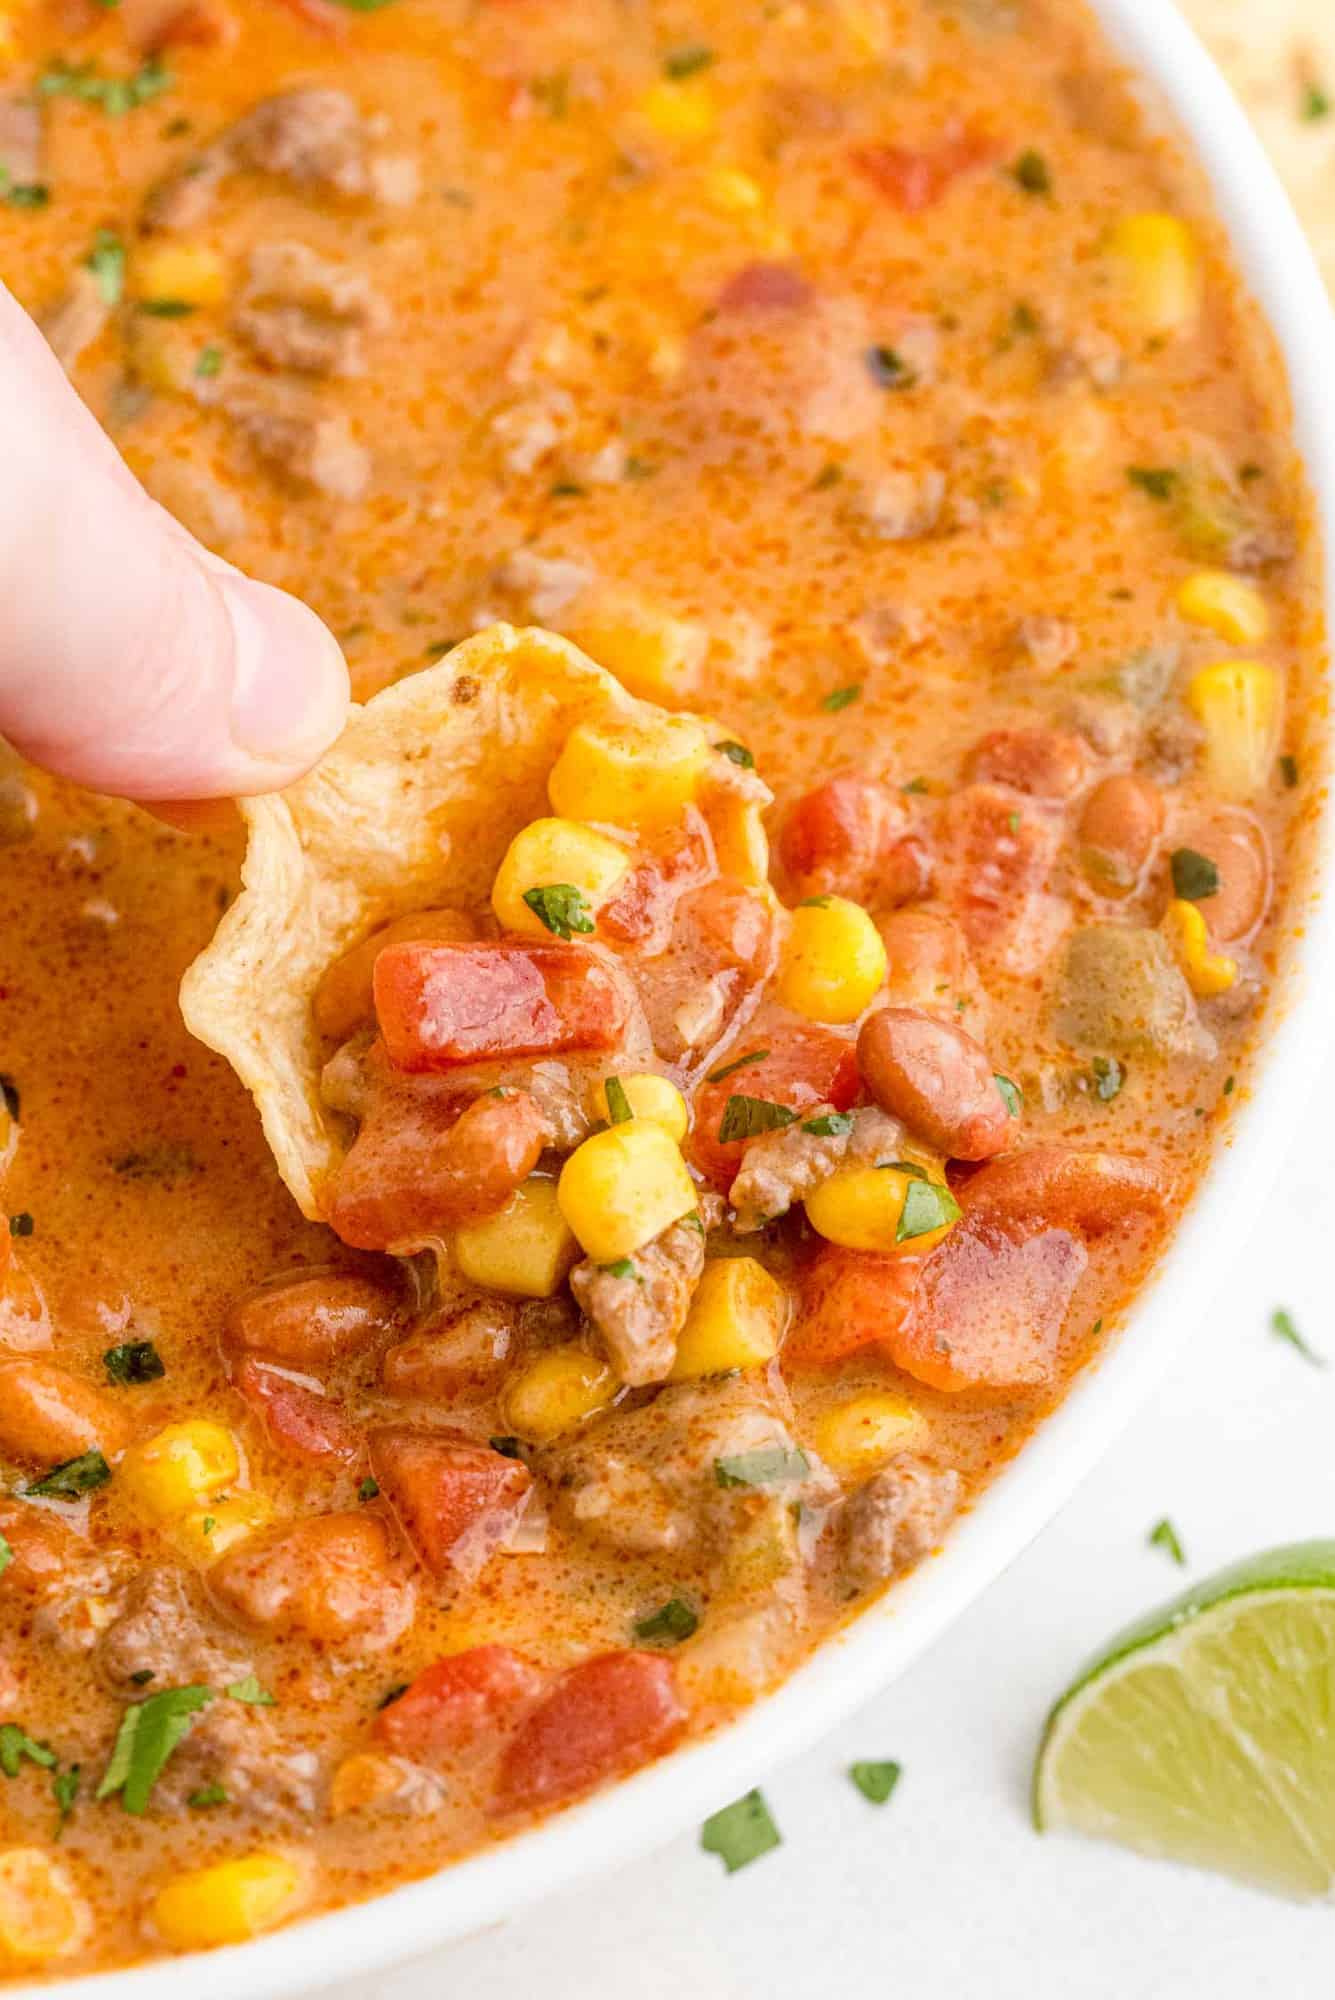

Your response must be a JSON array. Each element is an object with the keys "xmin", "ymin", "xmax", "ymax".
[{"xmin": 0, "ymin": 282, "xmax": 349, "ymax": 801}]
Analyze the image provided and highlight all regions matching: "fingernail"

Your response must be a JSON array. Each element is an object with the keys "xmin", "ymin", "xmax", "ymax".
[{"xmin": 222, "ymin": 572, "xmax": 350, "ymax": 774}]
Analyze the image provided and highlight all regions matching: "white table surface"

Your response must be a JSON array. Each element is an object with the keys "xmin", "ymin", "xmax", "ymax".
[{"xmin": 314, "ymin": 1035, "xmax": 1335, "ymax": 2000}]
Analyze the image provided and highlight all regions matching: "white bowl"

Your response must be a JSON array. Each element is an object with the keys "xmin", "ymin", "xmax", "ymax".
[{"xmin": 31, "ymin": 6, "xmax": 1335, "ymax": 1994}]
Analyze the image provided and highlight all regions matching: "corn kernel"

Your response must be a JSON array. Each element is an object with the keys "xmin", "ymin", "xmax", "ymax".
[
  {"xmin": 548, "ymin": 711, "xmax": 711, "ymax": 828},
  {"xmin": 805, "ymin": 1165, "xmax": 957, "ymax": 1254},
  {"xmin": 777, "ymin": 896, "xmax": 886, "ymax": 1024},
  {"xmin": 1186, "ymin": 658, "xmax": 1279, "ymax": 800},
  {"xmin": 707, "ymin": 796, "xmax": 770, "ymax": 886},
  {"xmin": 0, "ymin": 1850, "xmax": 89, "ymax": 1965},
  {"xmin": 701, "ymin": 167, "xmax": 764, "ymax": 214},
  {"xmin": 121, "ymin": 1421, "xmax": 239, "ymax": 1522},
  {"xmin": 1161, "ymin": 898, "xmax": 1237, "ymax": 997},
  {"xmin": 134, "ymin": 244, "xmax": 229, "ymax": 309},
  {"xmin": 564, "ymin": 593, "xmax": 709, "ymax": 707},
  {"xmin": 152, "ymin": 1852, "xmax": 304, "ymax": 1952},
  {"xmin": 590, "ymin": 1072, "xmax": 689, "ymax": 1143},
  {"xmin": 1175, "ymin": 570, "xmax": 1270, "ymax": 647},
  {"xmin": 812, "ymin": 1393, "xmax": 929, "ymax": 1478},
  {"xmin": 634, "ymin": 78, "xmax": 717, "ymax": 146},
  {"xmin": 453, "ymin": 1178, "xmax": 578, "ymax": 1299},
  {"xmin": 1105, "ymin": 213, "xmax": 1202, "ymax": 338},
  {"xmin": 501, "ymin": 1344, "xmax": 619, "ymax": 1443},
  {"xmin": 173, "ymin": 1492, "xmax": 273, "ymax": 1566},
  {"xmin": 725, "ymin": 1496, "xmax": 798, "ymax": 1594},
  {"xmin": 558, "ymin": 1120, "xmax": 697, "ymax": 1263},
  {"xmin": 490, "ymin": 818, "xmax": 630, "ymax": 939},
  {"xmin": 328, "ymin": 1753, "xmax": 405, "ymax": 1818},
  {"xmin": 671, "ymin": 1257, "xmax": 789, "ymax": 1378}
]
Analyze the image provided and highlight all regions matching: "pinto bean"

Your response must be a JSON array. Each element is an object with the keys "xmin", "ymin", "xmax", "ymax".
[
  {"xmin": 857, "ymin": 1007, "xmax": 1011, "ymax": 1160},
  {"xmin": 965, "ymin": 728, "xmax": 1091, "ymax": 800},
  {"xmin": 1171, "ymin": 807, "xmax": 1271, "ymax": 945},
  {"xmin": 326, "ymin": 1086, "xmax": 548, "ymax": 1251},
  {"xmin": 226, "ymin": 1269, "xmax": 400, "ymax": 1367},
  {"xmin": 962, "ymin": 1146, "xmax": 1166, "ymax": 1235},
  {"xmin": 210, "ymin": 1512, "xmax": 414, "ymax": 1645},
  {"xmin": 1078, "ymin": 774, "xmax": 1164, "ymax": 894},
  {"xmin": 381, "ymin": 1302, "xmax": 517, "ymax": 1401},
  {"xmin": 0, "ymin": 1359, "xmax": 129, "ymax": 1467},
  {"xmin": 313, "ymin": 908, "xmax": 477, "ymax": 1043}
]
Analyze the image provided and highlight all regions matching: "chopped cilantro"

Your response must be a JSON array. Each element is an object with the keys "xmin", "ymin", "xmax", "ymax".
[
  {"xmin": 994, "ymin": 1074, "xmax": 1022, "ymax": 1117},
  {"xmin": 1011, "ymin": 149, "xmax": 1051, "ymax": 195},
  {"xmin": 136, "ymin": 298, "xmax": 195, "ymax": 318},
  {"xmin": 902, "ymin": 776, "xmax": 929, "ymax": 795},
  {"xmin": 194, "ymin": 343, "xmax": 224, "ymax": 378},
  {"xmin": 864, "ymin": 344, "xmax": 915, "ymax": 390},
  {"xmin": 1302, "ymin": 81, "xmax": 1330, "ymax": 122},
  {"xmin": 812, "ymin": 461, "xmax": 844, "ymax": 490},
  {"xmin": 0, "ymin": 1532, "xmax": 10, "ymax": 1577},
  {"xmin": 1127, "ymin": 465, "xmax": 1178, "ymax": 501},
  {"xmin": 1280, "ymin": 753, "xmax": 1299, "ymax": 788},
  {"xmin": 1148, "ymin": 1518, "xmax": 1186, "ymax": 1566},
  {"xmin": 717, "ymin": 1095, "xmax": 797, "ymax": 1144},
  {"xmin": 601, "ymin": 1257, "xmax": 639, "ymax": 1281},
  {"xmin": 51, "ymin": 1765, "xmax": 80, "ymax": 1838},
  {"xmin": 357, "ymin": 1476, "xmax": 380, "ymax": 1502},
  {"xmin": 849, "ymin": 1759, "xmax": 901, "ymax": 1805},
  {"xmin": 633, "ymin": 1597, "xmax": 698, "ymax": 1645},
  {"xmin": 1090, "ymin": 1055, "xmax": 1124, "ymax": 1102},
  {"xmin": 715, "ymin": 1446, "xmax": 809, "ymax": 1489},
  {"xmin": 225, "ymin": 1675, "xmax": 276, "ymax": 1707},
  {"xmin": 1222, "ymin": 1075, "xmax": 1235, "ymax": 1096},
  {"xmin": 84, "ymin": 227, "xmax": 125, "ymax": 305},
  {"xmin": 713, "ymin": 739, "xmax": 755, "ymax": 769},
  {"xmin": 9, "ymin": 1212, "xmax": 32, "ymax": 1237},
  {"xmin": 701, "ymin": 1789, "xmax": 781, "ymax": 1873},
  {"xmin": 0, "ymin": 1726, "xmax": 57, "ymax": 1779},
  {"xmin": 821, "ymin": 684, "xmax": 862, "ymax": 713},
  {"xmin": 895, "ymin": 1179, "xmax": 960, "ymax": 1243},
  {"xmin": 604, "ymin": 1076, "xmax": 634, "ymax": 1125},
  {"xmin": 664, "ymin": 44, "xmax": 714, "ymax": 78},
  {"xmin": 1170, "ymin": 847, "xmax": 1220, "ymax": 901},
  {"xmin": 1006, "ymin": 811, "xmax": 1021, "ymax": 834},
  {"xmin": 799, "ymin": 894, "xmax": 833, "ymax": 909},
  {"xmin": 489, "ymin": 1436, "xmax": 525, "ymax": 1459},
  {"xmin": 96, "ymin": 1686, "xmax": 213, "ymax": 1814},
  {"xmin": 39, "ymin": 56, "xmax": 173, "ymax": 115},
  {"xmin": 376, "ymin": 1683, "xmax": 408, "ymax": 1711},
  {"xmin": 103, "ymin": 1340, "xmax": 164, "ymax": 1385},
  {"xmin": 200, "ymin": 1517, "xmax": 216, "ymax": 1536},
  {"xmin": 522, "ymin": 882, "xmax": 595, "ymax": 940},
  {"xmin": 3, "ymin": 180, "xmax": 50, "ymax": 209},
  {"xmin": 188, "ymin": 1782, "xmax": 228, "ymax": 1808},
  {"xmin": 26, "ymin": 1451, "xmax": 110, "ymax": 1500},
  {"xmin": 707, "ymin": 1049, "xmax": 768, "ymax": 1084},
  {"xmin": 802, "ymin": 1111, "xmax": 853, "ymax": 1138},
  {"xmin": 1271, "ymin": 1306, "xmax": 1324, "ymax": 1367},
  {"xmin": 129, "ymin": 1670, "xmax": 155, "ymax": 1687}
]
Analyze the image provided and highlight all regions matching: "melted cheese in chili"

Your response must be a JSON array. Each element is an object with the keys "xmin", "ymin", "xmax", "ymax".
[{"xmin": 0, "ymin": 0, "xmax": 1326, "ymax": 1972}]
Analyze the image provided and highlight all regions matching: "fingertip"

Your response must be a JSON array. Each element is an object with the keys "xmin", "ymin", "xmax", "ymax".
[{"xmin": 220, "ymin": 572, "xmax": 351, "ymax": 785}]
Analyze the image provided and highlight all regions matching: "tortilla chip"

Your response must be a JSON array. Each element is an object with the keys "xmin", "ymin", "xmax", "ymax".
[{"xmin": 179, "ymin": 623, "xmax": 661, "ymax": 1219}]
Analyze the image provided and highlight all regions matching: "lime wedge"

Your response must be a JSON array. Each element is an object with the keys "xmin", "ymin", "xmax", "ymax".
[{"xmin": 1034, "ymin": 1540, "xmax": 1335, "ymax": 1899}]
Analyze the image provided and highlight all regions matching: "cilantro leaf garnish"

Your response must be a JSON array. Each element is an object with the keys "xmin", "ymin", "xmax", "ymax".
[
  {"xmin": 1271, "ymin": 1307, "xmax": 1324, "ymax": 1367},
  {"xmin": 84, "ymin": 227, "xmax": 125, "ymax": 305},
  {"xmin": 717, "ymin": 1096, "xmax": 796, "ymax": 1144},
  {"xmin": 821, "ymin": 684, "xmax": 862, "ymax": 713},
  {"xmin": 994, "ymin": 1074, "xmax": 1022, "ymax": 1117},
  {"xmin": 104, "ymin": 1340, "xmax": 164, "ymax": 1385},
  {"xmin": 701, "ymin": 1789, "xmax": 782, "ymax": 1873},
  {"xmin": 1170, "ymin": 847, "xmax": 1220, "ymax": 901},
  {"xmin": 707, "ymin": 1049, "xmax": 768, "ymax": 1084},
  {"xmin": 1148, "ymin": 1518, "xmax": 1186, "ymax": 1566},
  {"xmin": 849, "ymin": 1759, "xmax": 902, "ymax": 1805},
  {"xmin": 0, "ymin": 1725, "xmax": 57, "ymax": 1778},
  {"xmin": 713, "ymin": 740, "xmax": 755, "ymax": 769},
  {"xmin": 225, "ymin": 1675, "xmax": 276, "ymax": 1707},
  {"xmin": 604, "ymin": 1076, "xmax": 634, "ymax": 1125},
  {"xmin": 802, "ymin": 1111, "xmax": 853, "ymax": 1138},
  {"xmin": 895, "ymin": 1179, "xmax": 960, "ymax": 1243},
  {"xmin": 633, "ymin": 1598, "xmax": 698, "ymax": 1645},
  {"xmin": 1127, "ymin": 465, "xmax": 1178, "ymax": 501},
  {"xmin": 96, "ymin": 1686, "xmax": 213, "ymax": 1814},
  {"xmin": 26, "ymin": 1450, "xmax": 111, "ymax": 1500},
  {"xmin": 52, "ymin": 1765, "xmax": 80, "ymax": 1838},
  {"xmin": 522, "ymin": 883, "xmax": 595, "ymax": 940},
  {"xmin": 1090, "ymin": 1055, "xmax": 1124, "ymax": 1102},
  {"xmin": 714, "ymin": 1447, "xmax": 808, "ymax": 1489}
]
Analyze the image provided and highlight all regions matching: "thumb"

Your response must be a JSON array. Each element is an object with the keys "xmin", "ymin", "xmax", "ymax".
[{"xmin": 0, "ymin": 284, "xmax": 349, "ymax": 800}]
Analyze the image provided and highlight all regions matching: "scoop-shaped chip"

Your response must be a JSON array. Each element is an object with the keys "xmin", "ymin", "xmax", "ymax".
[{"xmin": 179, "ymin": 624, "xmax": 666, "ymax": 1219}]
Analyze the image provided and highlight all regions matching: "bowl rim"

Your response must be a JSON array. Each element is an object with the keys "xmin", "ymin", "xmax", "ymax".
[{"xmin": 24, "ymin": 4, "xmax": 1335, "ymax": 1993}]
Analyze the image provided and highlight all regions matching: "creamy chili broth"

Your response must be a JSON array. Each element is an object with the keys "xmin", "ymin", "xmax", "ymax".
[{"xmin": 0, "ymin": 0, "xmax": 1326, "ymax": 1974}]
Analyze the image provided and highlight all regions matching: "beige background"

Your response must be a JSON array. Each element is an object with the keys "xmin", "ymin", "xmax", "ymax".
[{"xmin": 1183, "ymin": 0, "xmax": 1335, "ymax": 289}]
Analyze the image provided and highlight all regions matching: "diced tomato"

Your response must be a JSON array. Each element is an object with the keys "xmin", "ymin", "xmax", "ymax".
[
  {"xmin": 324, "ymin": 1083, "xmax": 547, "ymax": 1251},
  {"xmin": 374, "ymin": 942, "xmax": 629, "ymax": 1072},
  {"xmin": 599, "ymin": 863, "xmax": 675, "ymax": 947},
  {"xmin": 886, "ymin": 1215, "xmax": 1087, "ymax": 1393},
  {"xmin": 233, "ymin": 1356, "xmax": 362, "ymax": 1465},
  {"xmin": 936, "ymin": 782, "xmax": 1062, "ymax": 974},
  {"xmin": 492, "ymin": 1651, "xmax": 686, "ymax": 1815},
  {"xmin": 690, "ymin": 1028, "xmax": 861, "ymax": 1191},
  {"xmin": 682, "ymin": 879, "xmax": 777, "ymax": 973},
  {"xmin": 716, "ymin": 261, "xmax": 812, "ymax": 313},
  {"xmin": 369, "ymin": 1426, "xmax": 531, "ymax": 1580},
  {"xmin": 851, "ymin": 128, "xmax": 997, "ymax": 212},
  {"xmin": 785, "ymin": 1245, "xmax": 925, "ymax": 1368},
  {"xmin": 778, "ymin": 776, "xmax": 926, "ymax": 907},
  {"xmin": 374, "ymin": 1645, "xmax": 544, "ymax": 1761}
]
